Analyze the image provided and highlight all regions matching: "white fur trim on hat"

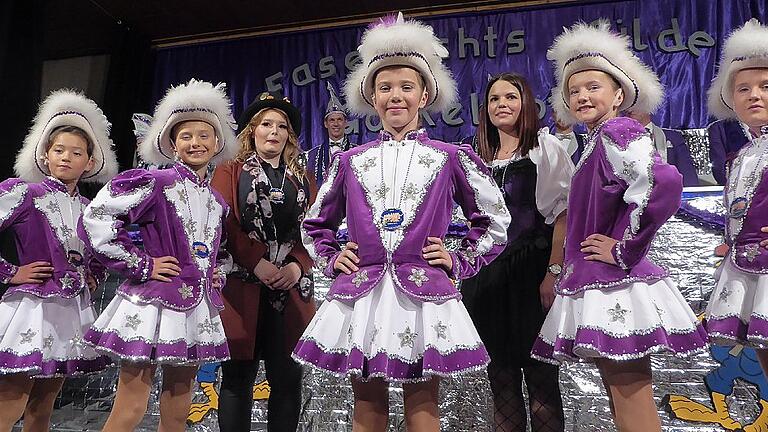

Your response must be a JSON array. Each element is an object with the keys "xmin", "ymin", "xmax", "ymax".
[
  {"xmin": 15, "ymin": 89, "xmax": 118, "ymax": 184},
  {"xmin": 343, "ymin": 12, "xmax": 457, "ymax": 116},
  {"xmin": 140, "ymin": 79, "xmax": 238, "ymax": 166},
  {"xmin": 548, "ymin": 20, "xmax": 663, "ymax": 125},
  {"xmin": 708, "ymin": 19, "xmax": 768, "ymax": 120}
]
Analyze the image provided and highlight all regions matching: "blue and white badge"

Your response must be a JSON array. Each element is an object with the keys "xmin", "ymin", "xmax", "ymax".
[
  {"xmin": 192, "ymin": 241, "xmax": 210, "ymax": 258},
  {"xmin": 730, "ymin": 197, "xmax": 748, "ymax": 219},
  {"xmin": 381, "ymin": 208, "xmax": 405, "ymax": 231},
  {"xmin": 269, "ymin": 188, "xmax": 285, "ymax": 204}
]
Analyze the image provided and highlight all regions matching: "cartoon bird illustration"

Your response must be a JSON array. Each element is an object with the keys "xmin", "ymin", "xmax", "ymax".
[
  {"xmin": 187, "ymin": 362, "xmax": 272, "ymax": 424},
  {"xmin": 665, "ymin": 344, "xmax": 768, "ymax": 431}
]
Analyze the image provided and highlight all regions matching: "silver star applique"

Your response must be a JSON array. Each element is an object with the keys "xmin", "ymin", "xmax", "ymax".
[
  {"xmin": 70, "ymin": 335, "xmax": 85, "ymax": 350},
  {"xmin": 493, "ymin": 199, "xmax": 506, "ymax": 214},
  {"xmin": 607, "ymin": 303, "xmax": 629, "ymax": 324},
  {"xmin": 125, "ymin": 313, "xmax": 142, "ymax": 331},
  {"xmin": 373, "ymin": 183, "xmax": 390, "ymax": 200},
  {"xmin": 60, "ymin": 274, "xmax": 75, "ymax": 291},
  {"xmin": 89, "ymin": 205, "xmax": 109, "ymax": 219},
  {"xmin": 718, "ymin": 285, "xmax": 733, "ymax": 302},
  {"xmin": 562, "ymin": 263, "xmax": 574, "ymax": 281},
  {"xmin": 621, "ymin": 160, "xmax": 639, "ymax": 181},
  {"xmin": 124, "ymin": 253, "xmax": 141, "ymax": 269},
  {"xmin": 46, "ymin": 200, "xmax": 60, "ymax": 213},
  {"xmin": 398, "ymin": 326, "xmax": 418, "ymax": 348},
  {"xmin": 317, "ymin": 256, "xmax": 328, "ymax": 269},
  {"xmin": 408, "ymin": 268, "xmax": 429, "ymax": 287},
  {"xmin": 401, "ymin": 183, "xmax": 419, "ymax": 201},
  {"xmin": 59, "ymin": 225, "xmax": 74, "ymax": 240},
  {"xmin": 178, "ymin": 283, "xmax": 194, "ymax": 300},
  {"xmin": 185, "ymin": 219, "xmax": 198, "ymax": 235},
  {"xmin": 744, "ymin": 244, "xmax": 761, "ymax": 263},
  {"xmin": 19, "ymin": 328, "xmax": 37, "ymax": 344},
  {"xmin": 418, "ymin": 154, "xmax": 435, "ymax": 168},
  {"xmin": 361, "ymin": 157, "xmax": 377, "ymax": 172},
  {"xmin": 352, "ymin": 270, "xmax": 369, "ymax": 288},
  {"xmin": 177, "ymin": 189, "xmax": 188, "ymax": 204},
  {"xmin": 461, "ymin": 247, "xmax": 479, "ymax": 260},
  {"xmin": 42, "ymin": 335, "xmax": 54, "ymax": 349},
  {"xmin": 198, "ymin": 319, "xmax": 221, "ymax": 335},
  {"xmin": 433, "ymin": 321, "xmax": 448, "ymax": 340}
]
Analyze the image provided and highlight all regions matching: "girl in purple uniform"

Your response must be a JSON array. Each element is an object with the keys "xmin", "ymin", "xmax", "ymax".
[
  {"xmin": 0, "ymin": 90, "xmax": 117, "ymax": 431},
  {"xmin": 81, "ymin": 79, "xmax": 237, "ymax": 431}
]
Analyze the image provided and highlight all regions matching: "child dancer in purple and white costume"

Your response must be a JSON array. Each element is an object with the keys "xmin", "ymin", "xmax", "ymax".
[
  {"xmin": 293, "ymin": 13, "xmax": 510, "ymax": 432},
  {"xmin": 705, "ymin": 21, "xmax": 768, "ymax": 377},
  {"xmin": 0, "ymin": 90, "xmax": 117, "ymax": 431},
  {"xmin": 530, "ymin": 22, "xmax": 707, "ymax": 431},
  {"xmin": 80, "ymin": 79, "xmax": 237, "ymax": 431}
]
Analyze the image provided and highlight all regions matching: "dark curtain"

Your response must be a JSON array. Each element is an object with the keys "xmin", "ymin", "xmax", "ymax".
[{"xmin": 0, "ymin": 0, "xmax": 45, "ymax": 295}]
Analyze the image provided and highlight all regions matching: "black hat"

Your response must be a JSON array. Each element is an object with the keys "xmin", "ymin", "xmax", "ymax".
[{"xmin": 237, "ymin": 91, "xmax": 302, "ymax": 135}]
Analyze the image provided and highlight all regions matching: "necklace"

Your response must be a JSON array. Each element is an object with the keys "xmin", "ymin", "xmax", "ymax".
[
  {"xmin": 43, "ymin": 180, "xmax": 85, "ymax": 267},
  {"xmin": 175, "ymin": 167, "xmax": 214, "ymax": 259},
  {"xmin": 264, "ymin": 162, "xmax": 287, "ymax": 204},
  {"xmin": 378, "ymin": 139, "xmax": 416, "ymax": 231}
]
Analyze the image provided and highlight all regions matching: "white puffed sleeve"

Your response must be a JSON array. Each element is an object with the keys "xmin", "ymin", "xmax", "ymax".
[{"xmin": 528, "ymin": 128, "xmax": 574, "ymax": 224}]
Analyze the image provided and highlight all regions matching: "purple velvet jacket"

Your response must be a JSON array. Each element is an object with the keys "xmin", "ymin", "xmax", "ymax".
[
  {"xmin": 302, "ymin": 130, "xmax": 511, "ymax": 303},
  {"xmin": 708, "ymin": 119, "xmax": 750, "ymax": 185},
  {"xmin": 80, "ymin": 163, "xmax": 229, "ymax": 311},
  {"xmin": 556, "ymin": 117, "xmax": 683, "ymax": 295},
  {"xmin": 658, "ymin": 126, "xmax": 699, "ymax": 187},
  {"xmin": 725, "ymin": 133, "xmax": 768, "ymax": 273},
  {"xmin": 0, "ymin": 177, "xmax": 107, "ymax": 300}
]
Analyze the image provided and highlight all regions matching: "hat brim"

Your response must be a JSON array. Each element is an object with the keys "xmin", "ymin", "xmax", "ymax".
[
  {"xmin": 238, "ymin": 99, "xmax": 302, "ymax": 134},
  {"xmin": 359, "ymin": 54, "xmax": 438, "ymax": 110},
  {"xmin": 34, "ymin": 112, "xmax": 107, "ymax": 181},
  {"xmin": 561, "ymin": 54, "xmax": 639, "ymax": 113},
  {"xmin": 720, "ymin": 57, "xmax": 768, "ymax": 111},
  {"xmin": 156, "ymin": 110, "xmax": 228, "ymax": 162}
]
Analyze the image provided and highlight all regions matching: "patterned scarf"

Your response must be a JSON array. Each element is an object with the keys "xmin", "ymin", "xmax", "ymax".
[{"xmin": 239, "ymin": 153, "xmax": 313, "ymax": 311}]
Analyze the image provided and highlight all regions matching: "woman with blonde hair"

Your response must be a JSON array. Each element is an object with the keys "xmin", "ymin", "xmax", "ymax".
[{"xmin": 211, "ymin": 91, "xmax": 317, "ymax": 432}]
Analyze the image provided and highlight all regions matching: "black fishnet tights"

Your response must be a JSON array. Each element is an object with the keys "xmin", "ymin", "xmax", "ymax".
[{"xmin": 488, "ymin": 363, "xmax": 564, "ymax": 432}]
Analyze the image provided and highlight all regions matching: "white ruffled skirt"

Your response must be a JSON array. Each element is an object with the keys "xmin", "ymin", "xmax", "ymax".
[
  {"xmin": 84, "ymin": 293, "xmax": 229, "ymax": 365},
  {"xmin": 532, "ymin": 277, "xmax": 708, "ymax": 364},
  {"xmin": 292, "ymin": 272, "xmax": 489, "ymax": 382},
  {"xmin": 0, "ymin": 290, "xmax": 109, "ymax": 377},
  {"xmin": 705, "ymin": 259, "xmax": 768, "ymax": 347}
]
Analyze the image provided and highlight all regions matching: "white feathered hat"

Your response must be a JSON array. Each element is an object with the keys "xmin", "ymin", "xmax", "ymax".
[
  {"xmin": 548, "ymin": 20, "xmax": 664, "ymax": 125},
  {"xmin": 708, "ymin": 19, "xmax": 768, "ymax": 120},
  {"xmin": 139, "ymin": 79, "xmax": 238, "ymax": 166},
  {"xmin": 343, "ymin": 12, "xmax": 457, "ymax": 116},
  {"xmin": 15, "ymin": 89, "xmax": 118, "ymax": 184}
]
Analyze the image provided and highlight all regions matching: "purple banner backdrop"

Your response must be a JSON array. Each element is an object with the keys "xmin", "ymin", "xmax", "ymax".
[{"xmin": 152, "ymin": 0, "xmax": 768, "ymax": 150}]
